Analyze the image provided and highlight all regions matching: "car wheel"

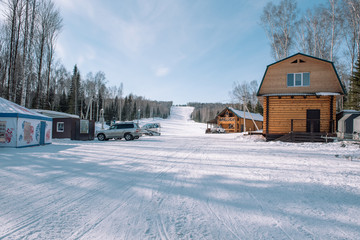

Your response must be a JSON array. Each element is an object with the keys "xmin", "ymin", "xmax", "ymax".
[
  {"xmin": 124, "ymin": 133, "xmax": 133, "ymax": 141},
  {"xmin": 97, "ymin": 134, "xmax": 106, "ymax": 141}
]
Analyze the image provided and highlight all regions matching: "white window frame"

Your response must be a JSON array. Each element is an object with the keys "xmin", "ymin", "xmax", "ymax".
[
  {"xmin": 57, "ymin": 122, "xmax": 65, "ymax": 132},
  {"xmin": 0, "ymin": 121, "xmax": 6, "ymax": 143},
  {"xmin": 287, "ymin": 72, "xmax": 310, "ymax": 87}
]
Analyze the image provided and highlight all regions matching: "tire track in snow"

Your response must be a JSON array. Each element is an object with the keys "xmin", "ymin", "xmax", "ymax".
[
  {"xmin": 137, "ymin": 141, "xmax": 202, "ymax": 239},
  {"xmin": 145, "ymin": 142, "xmax": 197, "ymax": 240},
  {"xmin": 248, "ymin": 192, "xmax": 296, "ymax": 240},
  {"xmin": 0, "ymin": 150, "xmax": 126, "ymax": 223},
  {"xmin": 74, "ymin": 140, "xmax": 196, "ymax": 239},
  {"xmin": 0, "ymin": 182, "xmax": 108, "ymax": 239},
  {"xmin": 205, "ymin": 198, "xmax": 243, "ymax": 240},
  {"xmin": 1, "ymin": 150, "xmax": 137, "ymax": 239},
  {"xmin": 69, "ymin": 182, "xmax": 136, "ymax": 240},
  {"xmin": 247, "ymin": 167, "xmax": 315, "ymax": 240},
  {"xmin": 201, "ymin": 138, "xmax": 249, "ymax": 239}
]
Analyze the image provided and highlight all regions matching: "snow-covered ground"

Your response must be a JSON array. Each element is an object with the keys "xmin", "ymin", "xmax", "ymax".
[{"xmin": 1, "ymin": 106, "xmax": 360, "ymax": 239}]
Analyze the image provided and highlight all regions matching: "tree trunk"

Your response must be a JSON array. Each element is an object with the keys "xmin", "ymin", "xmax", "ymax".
[{"xmin": 20, "ymin": 0, "xmax": 30, "ymax": 106}]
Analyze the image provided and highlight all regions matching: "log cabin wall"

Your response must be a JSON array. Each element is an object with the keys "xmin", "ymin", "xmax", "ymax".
[
  {"xmin": 217, "ymin": 115, "xmax": 263, "ymax": 133},
  {"xmin": 236, "ymin": 118, "xmax": 263, "ymax": 132},
  {"xmin": 218, "ymin": 116, "xmax": 237, "ymax": 133},
  {"xmin": 263, "ymin": 95, "xmax": 336, "ymax": 134}
]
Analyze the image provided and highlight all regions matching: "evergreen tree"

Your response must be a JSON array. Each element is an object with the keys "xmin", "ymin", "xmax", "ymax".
[
  {"xmin": 59, "ymin": 90, "xmax": 68, "ymax": 113},
  {"xmin": 131, "ymin": 102, "xmax": 137, "ymax": 120},
  {"xmin": 196, "ymin": 109, "xmax": 201, "ymax": 122},
  {"xmin": 114, "ymin": 96, "xmax": 119, "ymax": 119},
  {"xmin": 145, "ymin": 103, "xmax": 150, "ymax": 118},
  {"xmin": 254, "ymin": 101, "xmax": 264, "ymax": 115},
  {"xmin": 98, "ymin": 90, "xmax": 103, "ymax": 116},
  {"xmin": 121, "ymin": 96, "xmax": 129, "ymax": 121},
  {"xmin": 156, "ymin": 107, "xmax": 160, "ymax": 117},
  {"xmin": 346, "ymin": 55, "xmax": 360, "ymax": 110},
  {"xmin": 68, "ymin": 65, "xmax": 81, "ymax": 115},
  {"xmin": 246, "ymin": 100, "xmax": 253, "ymax": 112},
  {"xmin": 48, "ymin": 87, "xmax": 55, "ymax": 110}
]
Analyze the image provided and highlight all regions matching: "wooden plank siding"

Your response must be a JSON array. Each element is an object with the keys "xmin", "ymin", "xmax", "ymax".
[
  {"xmin": 258, "ymin": 54, "xmax": 344, "ymax": 95},
  {"xmin": 263, "ymin": 96, "xmax": 336, "ymax": 134},
  {"xmin": 218, "ymin": 117, "xmax": 263, "ymax": 133}
]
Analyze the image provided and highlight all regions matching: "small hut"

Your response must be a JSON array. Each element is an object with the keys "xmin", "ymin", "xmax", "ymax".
[
  {"xmin": 34, "ymin": 109, "xmax": 95, "ymax": 140},
  {"xmin": 353, "ymin": 116, "xmax": 360, "ymax": 140},
  {"xmin": 216, "ymin": 107, "xmax": 263, "ymax": 133},
  {"xmin": 338, "ymin": 113, "xmax": 360, "ymax": 139},
  {"xmin": 0, "ymin": 97, "xmax": 52, "ymax": 148}
]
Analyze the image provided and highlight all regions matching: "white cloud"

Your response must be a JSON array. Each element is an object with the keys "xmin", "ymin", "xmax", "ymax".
[
  {"xmin": 53, "ymin": 0, "xmax": 75, "ymax": 11},
  {"xmin": 54, "ymin": 42, "xmax": 66, "ymax": 61},
  {"xmin": 155, "ymin": 66, "xmax": 170, "ymax": 77}
]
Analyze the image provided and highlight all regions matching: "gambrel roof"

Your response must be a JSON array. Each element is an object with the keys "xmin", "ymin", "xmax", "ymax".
[{"xmin": 257, "ymin": 53, "xmax": 346, "ymax": 96}]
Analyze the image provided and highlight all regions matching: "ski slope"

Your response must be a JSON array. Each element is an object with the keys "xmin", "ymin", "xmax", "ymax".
[{"xmin": 1, "ymin": 106, "xmax": 360, "ymax": 239}]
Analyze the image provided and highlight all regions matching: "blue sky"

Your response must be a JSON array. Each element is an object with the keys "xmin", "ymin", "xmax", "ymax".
[{"xmin": 53, "ymin": 0, "xmax": 326, "ymax": 104}]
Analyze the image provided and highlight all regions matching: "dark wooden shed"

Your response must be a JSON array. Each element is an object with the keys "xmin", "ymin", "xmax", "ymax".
[{"xmin": 34, "ymin": 110, "xmax": 95, "ymax": 140}]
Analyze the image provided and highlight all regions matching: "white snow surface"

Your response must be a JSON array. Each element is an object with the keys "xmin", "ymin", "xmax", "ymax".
[{"xmin": 1, "ymin": 106, "xmax": 360, "ymax": 239}]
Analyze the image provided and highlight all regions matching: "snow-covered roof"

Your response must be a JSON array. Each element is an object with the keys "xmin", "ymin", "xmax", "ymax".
[
  {"xmin": 0, "ymin": 97, "xmax": 52, "ymax": 121},
  {"xmin": 261, "ymin": 92, "xmax": 341, "ymax": 97},
  {"xmin": 339, "ymin": 109, "xmax": 360, "ymax": 114},
  {"xmin": 33, "ymin": 109, "xmax": 79, "ymax": 119},
  {"xmin": 228, "ymin": 107, "xmax": 263, "ymax": 122}
]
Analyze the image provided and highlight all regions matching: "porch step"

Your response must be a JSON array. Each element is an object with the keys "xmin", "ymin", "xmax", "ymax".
[{"xmin": 275, "ymin": 132, "xmax": 335, "ymax": 143}]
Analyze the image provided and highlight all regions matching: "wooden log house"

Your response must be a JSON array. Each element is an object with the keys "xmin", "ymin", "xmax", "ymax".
[
  {"xmin": 257, "ymin": 53, "xmax": 346, "ymax": 141},
  {"xmin": 217, "ymin": 107, "xmax": 263, "ymax": 133}
]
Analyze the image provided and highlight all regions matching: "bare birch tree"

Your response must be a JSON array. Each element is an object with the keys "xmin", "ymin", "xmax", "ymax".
[
  {"xmin": 260, "ymin": 0, "xmax": 297, "ymax": 60},
  {"xmin": 343, "ymin": 0, "xmax": 360, "ymax": 75}
]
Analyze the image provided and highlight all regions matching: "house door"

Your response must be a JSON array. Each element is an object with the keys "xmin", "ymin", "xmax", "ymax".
[
  {"xmin": 306, "ymin": 110, "xmax": 320, "ymax": 133},
  {"xmin": 40, "ymin": 121, "xmax": 46, "ymax": 145}
]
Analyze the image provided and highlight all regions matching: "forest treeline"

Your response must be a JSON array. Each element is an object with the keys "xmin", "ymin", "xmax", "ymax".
[
  {"xmin": 260, "ymin": 0, "xmax": 360, "ymax": 109},
  {"xmin": 190, "ymin": 80, "xmax": 263, "ymax": 123},
  {"xmin": 0, "ymin": 0, "xmax": 172, "ymax": 122}
]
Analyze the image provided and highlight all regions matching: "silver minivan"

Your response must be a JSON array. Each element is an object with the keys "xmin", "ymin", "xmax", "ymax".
[{"xmin": 96, "ymin": 122, "xmax": 142, "ymax": 141}]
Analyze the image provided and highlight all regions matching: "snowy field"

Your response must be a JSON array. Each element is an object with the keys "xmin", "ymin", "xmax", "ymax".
[{"xmin": 1, "ymin": 106, "xmax": 360, "ymax": 240}]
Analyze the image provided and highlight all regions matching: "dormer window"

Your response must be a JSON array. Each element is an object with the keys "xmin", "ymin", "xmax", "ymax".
[{"xmin": 287, "ymin": 72, "xmax": 310, "ymax": 87}]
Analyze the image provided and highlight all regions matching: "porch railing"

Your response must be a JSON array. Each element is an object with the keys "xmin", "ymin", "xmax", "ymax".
[{"xmin": 289, "ymin": 119, "xmax": 335, "ymax": 133}]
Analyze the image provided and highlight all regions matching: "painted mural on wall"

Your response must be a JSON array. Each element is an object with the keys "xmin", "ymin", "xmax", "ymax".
[
  {"xmin": 20, "ymin": 121, "xmax": 34, "ymax": 144},
  {"xmin": 35, "ymin": 123, "xmax": 40, "ymax": 142},
  {"xmin": 46, "ymin": 128, "xmax": 51, "ymax": 141},
  {"xmin": 5, "ymin": 128, "xmax": 14, "ymax": 143},
  {"xmin": 0, "ymin": 119, "xmax": 16, "ymax": 146}
]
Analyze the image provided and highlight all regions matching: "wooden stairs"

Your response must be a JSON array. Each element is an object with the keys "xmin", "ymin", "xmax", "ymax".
[{"xmin": 274, "ymin": 132, "xmax": 335, "ymax": 143}]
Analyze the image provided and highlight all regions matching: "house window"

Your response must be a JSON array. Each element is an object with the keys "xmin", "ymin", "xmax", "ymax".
[
  {"xmin": 57, "ymin": 122, "xmax": 64, "ymax": 132},
  {"xmin": 0, "ymin": 121, "xmax": 6, "ymax": 143},
  {"xmin": 287, "ymin": 72, "xmax": 310, "ymax": 87},
  {"xmin": 80, "ymin": 120, "xmax": 89, "ymax": 134},
  {"xmin": 287, "ymin": 74, "xmax": 294, "ymax": 86}
]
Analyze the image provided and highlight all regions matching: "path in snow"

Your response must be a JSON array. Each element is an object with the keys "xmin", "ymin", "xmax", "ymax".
[{"xmin": 0, "ymin": 106, "xmax": 360, "ymax": 239}]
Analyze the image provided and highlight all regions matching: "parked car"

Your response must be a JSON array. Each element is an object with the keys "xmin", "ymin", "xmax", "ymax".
[
  {"xmin": 141, "ymin": 123, "xmax": 161, "ymax": 136},
  {"xmin": 96, "ymin": 122, "xmax": 141, "ymax": 141},
  {"xmin": 211, "ymin": 125, "xmax": 226, "ymax": 133}
]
